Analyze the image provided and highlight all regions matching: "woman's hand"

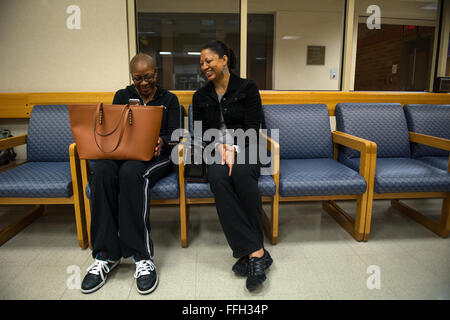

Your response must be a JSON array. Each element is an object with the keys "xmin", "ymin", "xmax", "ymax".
[
  {"xmin": 218, "ymin": 143, "xmax": 236, "ymax": 176},
  {"xmin": 154, "ymin": 137, "xmax": 164, "ymax": 157}
]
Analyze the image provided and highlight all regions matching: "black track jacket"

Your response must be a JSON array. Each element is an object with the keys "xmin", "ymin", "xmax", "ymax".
[{"xmin": 113, "ymin": 85, "xmax": 182, "ymax": 156}]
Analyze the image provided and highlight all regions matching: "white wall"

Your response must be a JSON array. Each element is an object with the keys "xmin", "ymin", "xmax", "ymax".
[
  {"xmin": 247, "ymin": 0, "xmax": 345, "ymax": 90},
  {"xmin": 138, "ymin": 0, "xmax": 345, "ymax": 90},
  {"xmin": 0, "ymin": 0, "xmax": 131, "ymax": 159},
  {"xmin": 273, "ymin": 10, "xmax": 344, "ymax": 90},
  {"xmin": 0, "ymin": 0, "xmax": 130, "ymax": 93},
  {"xmin": 0, "ymin": 0, "xmax": 442, "ymax": 159},
  {"xmin": 0, "ymin": 0, "xmax": 439, "ymax": 93}
]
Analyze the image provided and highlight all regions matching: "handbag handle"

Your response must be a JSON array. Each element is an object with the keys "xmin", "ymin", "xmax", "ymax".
[
  {"xmin": 93, "ymin": 103, "xmax": 132, "ymax": 153},
  {"xmin": 94, "ymin": 103, "xmax": 130, "ymax": 136}
]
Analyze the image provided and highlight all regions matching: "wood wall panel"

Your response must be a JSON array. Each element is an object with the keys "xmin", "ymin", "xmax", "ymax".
[{"xmin": 1, "ymin": 91, "xmax": 449, "ymax": 118}]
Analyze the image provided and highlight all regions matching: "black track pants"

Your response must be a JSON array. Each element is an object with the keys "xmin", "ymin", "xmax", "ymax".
[
  {"xmin": 208, "ymin": 161, "xmax": 264, "ymax": 258},
  {"xmin": 89, "ymin": 155, "xmax": 172, "ymax": 261}
]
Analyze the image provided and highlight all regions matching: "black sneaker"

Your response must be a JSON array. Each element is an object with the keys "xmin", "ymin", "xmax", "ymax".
[
  {"xmin": 133, "ymin": 257, "xmax": 158, "ymax": 295},
  {"xmin": 246, "ymin": 249, "xmax": 273, "ymax": 291},
  {"xmin": 232, "ymin": 256, "xmax": 249, "ymax": 276},
  {"xmin": 234, "ymin": 249, "xmax": 273, "ymax": 277},
  {"xmin": 80, "ymin": 258, "xmax": 120, "ymax": 294}
]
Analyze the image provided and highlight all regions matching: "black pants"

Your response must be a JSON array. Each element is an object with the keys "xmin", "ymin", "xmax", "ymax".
[
  {"xmin": 89, "ymin": 155, "xmax": 172, "ymax": 261},
  {"xmin": 208, "ymin": 160, "xmax": 264, "ymax": 258}
]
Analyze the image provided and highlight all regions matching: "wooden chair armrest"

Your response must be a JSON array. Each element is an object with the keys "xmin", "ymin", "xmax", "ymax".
[
  {"xmin": 178, "ymin": 139, "xmax": 185, "ymax": 186},
  {"xmin": 69, "ymin": 143, "xmax": 90, "ymax": 190},
  {"xmin": 332, "ymin": 131, "xmax": 376, "ymax": 154},
  {"xmin": 332, "ymin": 131, "xmax": 377, "ymax": 182},
  {"xmin": 69, "ymin": 143, "xmax": 82, "ymax": 180},
  {"xmin": 69, "ymin": 143, "xmax": 84, "ymax": 206},
  {"xmin": 259, "ymin": 130, "xmax": 280, "ymax": 153},
  {"xmin": 0, "ymin": 134, "xmax": 27, "ymax": 151},
  {"xmin": 409, "ymin": 132, "xmax": 450, "ymax": 151},
  {"xmin": 259, "ymin": 130, "xmax": 280, "ymax": 178},
  {"xmin": 69, "ymin": 143, "xmax": 77, "ymax": 159}
]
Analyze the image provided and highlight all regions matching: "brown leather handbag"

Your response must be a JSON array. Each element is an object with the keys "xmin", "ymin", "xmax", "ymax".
[{"xmin": 68, "ymin": 103, "xmax": 163, "ymax": 161}]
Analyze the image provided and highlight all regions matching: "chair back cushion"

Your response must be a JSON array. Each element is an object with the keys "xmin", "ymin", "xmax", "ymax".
[
  {"xmin": 262, "ymin": 104, "xmax": 333, "ymax": 159},
  {"xmin": 335, "ymin": 103, "xmax": 411, "ymax": 159},
  {"xmin": 27, "ymin": 105, "xmax": 74, "ymax": 162},
  {"xmin": 404, "ymin": 104, "xmax": 450, "ymax": 157}
]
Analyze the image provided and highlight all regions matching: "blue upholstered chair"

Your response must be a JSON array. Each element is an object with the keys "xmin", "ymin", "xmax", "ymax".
[
  {"xmin": 262, "ymin": 104, "xmax": 375, "ymax": 241},
  {"xmin": 78, "ymin": 105, "xmax": 184, "ymax": 248},
  {"xmin": 335, "ymin": 103, "xmax": 450, "ymax": 239},
  {"xmin": 404, "ymin": 104, "xmax": 450, "ymax": 171},
  {"xmin": 178, "ymin": 105, "xmax": 278, "ymax": 247},
  {"xmin": 0, "ymin": 105, "xmax": 87, "ymax": 247}
]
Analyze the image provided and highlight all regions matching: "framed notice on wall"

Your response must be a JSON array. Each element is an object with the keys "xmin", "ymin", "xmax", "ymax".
[{"xmin": 307, "ymin": 46, "xmax": 325, "ymax": 65}]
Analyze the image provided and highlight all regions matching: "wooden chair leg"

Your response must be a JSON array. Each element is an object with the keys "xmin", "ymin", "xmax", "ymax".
[
  {"xmin": 0, "ymin": 205, "xmax": 44, "ymax": 246},
  {"xmin": 354, "ymin": 196, "xmax": 368, "ymax": 241},
  {"xmin": 262, "ymin": 196, "xmax": 279, "ymax": 245},
  {"xmin": 261, "ymin": 207, "xmax": 274, "ymax": 244},
  {"xmin": 323, "ymin": 200, "xmax": 365, "ymax": 241},
  {"xmin": 363, "ymin": 193, "xmax": 375, "ymax": 241},
  {"xmin": 271, "ymin": 195, "xmax": 279, "ymax": 245},
  {"xmin": 80, "ymin": 160, "xmax": 92, "ymax": 249},
  {"xmin": 84, "ymin": 197, "xmax": 92, "ymax": 250},
  {"xmin": 392, "ymin": 198, "xmax": 449, "ymax": 238},
  {"xmin": 69, "ymin": 145, "xmax": 88, "ymax": 249},
  {"xmin": 73, "ymin": 200, "xmax": 88, "ymax": 249},
  {"xmin": 180, "ymin": 201, "xmax": 188, "ymax": 248}
]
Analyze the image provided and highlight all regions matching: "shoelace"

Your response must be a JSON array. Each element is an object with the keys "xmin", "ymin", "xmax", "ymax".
[
  {"xmin": 134, "ymin": 259, "xmax": 156, "ymax": 279},
  {"xmin": 86, "ymin": 259, "xmax": 110, "ymax": 281},
  {"xmin": 248, "ymin": 257, "xmax": 266, "ymax": 276}
]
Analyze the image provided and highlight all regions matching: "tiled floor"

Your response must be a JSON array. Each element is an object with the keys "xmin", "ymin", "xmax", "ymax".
[{"xmin": 0, "ymin": 199, "xmax": 449, "ymax": 300}]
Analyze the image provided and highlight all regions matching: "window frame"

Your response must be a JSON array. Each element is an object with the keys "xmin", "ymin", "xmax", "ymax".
[{"xmin": 130, "ymin": 0, "xmax": 448, "ymax": 92}]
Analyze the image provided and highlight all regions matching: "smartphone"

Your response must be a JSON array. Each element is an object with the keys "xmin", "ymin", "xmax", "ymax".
[{"xmin": 129, "ymin": 98, "xmax": 140, "ymax": 105}]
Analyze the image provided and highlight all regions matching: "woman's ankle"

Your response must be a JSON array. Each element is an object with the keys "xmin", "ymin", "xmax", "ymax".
[{"xmin": 249, "ymin": 248, "xmax": 264, "ymax": 259}]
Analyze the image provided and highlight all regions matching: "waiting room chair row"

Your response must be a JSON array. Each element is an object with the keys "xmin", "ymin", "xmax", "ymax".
[{"xmin": 0, "ymin": 103, "xmax": 448, "ymax": 249}]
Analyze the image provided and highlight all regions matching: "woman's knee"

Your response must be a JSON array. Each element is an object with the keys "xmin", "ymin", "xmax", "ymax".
[
  {"xmin": 231, "ymin": 164, "xmax": 259, "ymax": 182},
  {"xmin": 91, "ymin": 160, "xmax": 119, "ymax": 181},
  {"xmin": 118, "ymin": 161, "xmax": 145, "ymax": 183},
  {"xmin": 208, "ymin": 164, "xmax": 230, "ymax": 184}
]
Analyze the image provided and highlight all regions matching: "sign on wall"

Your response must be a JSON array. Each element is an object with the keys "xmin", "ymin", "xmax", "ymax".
[{"xmin": 307, "ymin": 46, "xmax": 325, "ymax": 65}]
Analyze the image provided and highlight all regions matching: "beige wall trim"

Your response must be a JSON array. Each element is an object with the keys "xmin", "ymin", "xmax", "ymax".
[
  {"xmin": 429, "ymin": 0, "xmax": 443, "ymax": 91},
  {"xmin": 342, "ymin": 0, "xmax": 355, "ymax": 92},
  {"xmin": 240, "ymin": 0, "xmax": 247, "ymax": 79},
  {"xmin": 127, "ymin": 0, "xmax": 137, "ymax": 84},
  {"xmin": 350, "ymin": 11, "xmax": 358, "ymax": 91},
  {"xmin": 357, "ymin": 16, "xmax": 437, "ymax": 27},
  {"xmin": 437, "ymin": 0, "xmax": 450, "ymax": 77}
]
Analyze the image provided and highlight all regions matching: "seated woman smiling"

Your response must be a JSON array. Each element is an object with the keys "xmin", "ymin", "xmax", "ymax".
[{"xmin": 192, "ymin": 40, "xmax": 273, "ymax": 292}]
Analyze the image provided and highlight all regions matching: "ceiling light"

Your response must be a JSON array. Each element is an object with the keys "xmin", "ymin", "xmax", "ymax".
[
  {"xmin": 282, "ymin": 35, "xmax": 300, "ymax": 40},
  {"xmin": 421, "ymin": 4, "xmax": 437, "ymax": 10}
]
